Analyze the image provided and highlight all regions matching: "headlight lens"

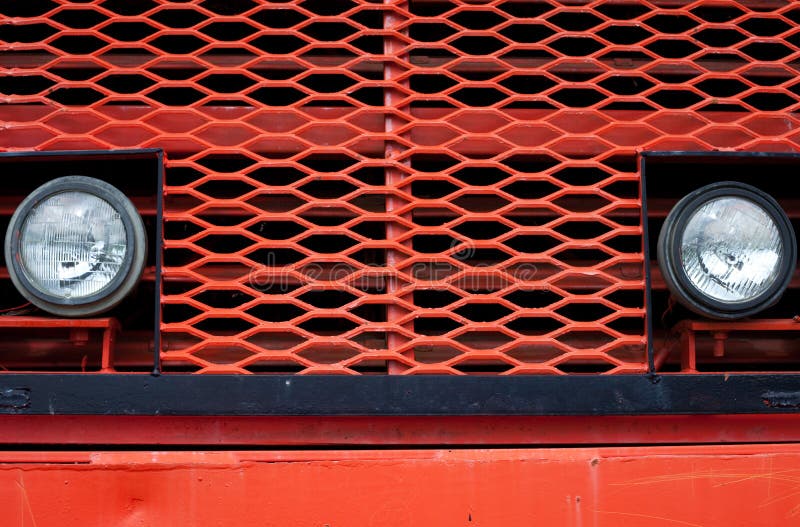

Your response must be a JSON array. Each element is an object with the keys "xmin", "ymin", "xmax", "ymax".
[
  {"xmin": 680, "ymin": 196, "xmax": 782, "ymax": 303},
  {"xmin": 5, "ymin": 176, "xmax": 146, "ymax": 317},
  {"xmin": 658, "ymin": 181, "xmax": 796, "ymax": 319},
  {"xmin": 20, "ymin": 191, "xmax": 128, "ymax": 300}
]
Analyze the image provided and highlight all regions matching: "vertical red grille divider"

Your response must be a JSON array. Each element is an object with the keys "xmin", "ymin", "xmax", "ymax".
[{"xmin": 384, "ymin": 0, "xmax": 414, "ymax": 373}]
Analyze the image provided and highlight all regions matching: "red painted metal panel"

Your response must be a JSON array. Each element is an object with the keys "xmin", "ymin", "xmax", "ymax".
[
  {"xmin": 3, "ymin": 445, "xmax": 800, "ymax": 525},
  {"xmin": 1, "ymin": 414, "xmax": 800, "ymax": 446}
]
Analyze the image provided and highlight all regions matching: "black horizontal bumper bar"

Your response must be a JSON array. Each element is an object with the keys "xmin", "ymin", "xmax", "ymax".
[{"xmin": 1, "ymin": 374, "xmax": 799, "ymax": 416}]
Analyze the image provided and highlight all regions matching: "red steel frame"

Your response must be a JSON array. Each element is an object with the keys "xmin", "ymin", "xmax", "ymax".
[
  {"xmin": 0, "ymin": 317, "xmax": 119, "ymax": 372},
  {"xmin": 0, "ymin": 414, "xmax": 798, "ymax": 446},
  {"xmin": 671, "ymin": 318, "xmax": 800, "ymax": 372}
]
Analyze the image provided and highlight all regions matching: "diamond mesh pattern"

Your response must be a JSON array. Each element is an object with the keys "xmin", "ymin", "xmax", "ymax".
[{"xmin": 3, "ymin": 1, "xmax": 800, "ymax": 374}]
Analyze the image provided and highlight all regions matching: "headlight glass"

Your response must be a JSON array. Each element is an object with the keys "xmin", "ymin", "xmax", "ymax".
[
  {"xmin": 680, "ymin": 196, "xmax": 782, "ymax": 304},
  {"xmin": 6, "ymin": 175, "xmax": 147, "ymax": 317},
  {"xmin": 19, "ymin": 191, "xmax": 128, "ymax": 300}
]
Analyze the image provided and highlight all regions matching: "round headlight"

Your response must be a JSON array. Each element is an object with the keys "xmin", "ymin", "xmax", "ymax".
[
  {"xmin": 5, "ymin": 176, "xmax": 146, "ymax": 317},
  {"xmin": 658, "ymin": 181, "xmax": 796, "ymax": 319}
]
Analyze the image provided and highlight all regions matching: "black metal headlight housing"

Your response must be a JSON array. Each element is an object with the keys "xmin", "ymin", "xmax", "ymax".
[
  {"xmin": 4, "ymin": 175, "xmax": 147, "ymax": 317},
  {"xmin": 657, "ymin": 181, "xmax": 796, "ymax": 320}
]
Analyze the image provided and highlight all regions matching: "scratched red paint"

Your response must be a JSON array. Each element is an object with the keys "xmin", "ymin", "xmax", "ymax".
[{"xmin": 2, "ymin": 445, "xmax": 800, "ymax": 526}]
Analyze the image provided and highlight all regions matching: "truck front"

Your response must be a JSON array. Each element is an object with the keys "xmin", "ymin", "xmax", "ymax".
[{"xmin": 2, "ymin": 1, "xmax": 800, "ymax": 525}]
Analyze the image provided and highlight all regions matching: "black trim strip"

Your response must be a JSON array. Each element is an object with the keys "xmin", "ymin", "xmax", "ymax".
[
  {"xmin": 0, "ymin": 149, "xmax": 163, "ymax": 161},
  {"xmin": 153, "ymin": 150, "xmax": 165, "ymax": 375},
  {"xmin": 640, "ymin": 154, "xmax": 656, "ymax": 373},
  {"xmin": 0, "ymin": 374, "xmax": 799, "ymax": 416}
]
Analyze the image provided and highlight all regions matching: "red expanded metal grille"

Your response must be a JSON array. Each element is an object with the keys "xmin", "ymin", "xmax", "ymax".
[{"xmin": 3, "ymin": 0, "xmax": 800, "ymax": 374}]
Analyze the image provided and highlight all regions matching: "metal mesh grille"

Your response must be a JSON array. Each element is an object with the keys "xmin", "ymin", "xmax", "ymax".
[{"xmin": 3, "ymin": 1, "xmax": 800, "ymax": 374}]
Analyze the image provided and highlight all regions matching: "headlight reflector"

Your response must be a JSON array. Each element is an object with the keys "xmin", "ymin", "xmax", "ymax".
[
  {"xmin": 5, "ymin": 176, "xmax": 146, "ymax": 317},
  {"xmin": 658, "ymin": 181, "xmax": 795, "ymax": 319}
]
